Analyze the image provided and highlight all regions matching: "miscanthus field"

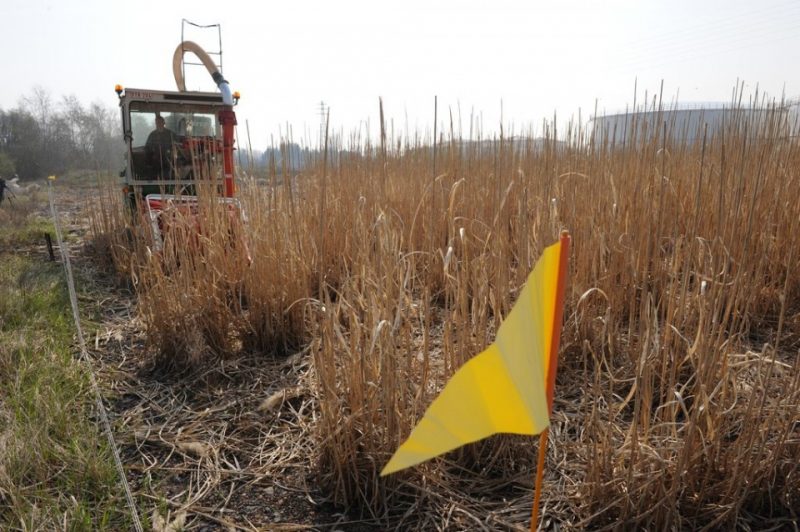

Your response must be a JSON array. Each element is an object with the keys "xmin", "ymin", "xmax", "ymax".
[{"xmin": 90, "ymin": 97, "xmax": 800, "ymax": 530}]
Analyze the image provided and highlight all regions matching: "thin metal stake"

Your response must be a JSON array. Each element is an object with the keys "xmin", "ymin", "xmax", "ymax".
[{"xmin": 44, "ymin": 232, "xmax": 55, "ymax": 261}]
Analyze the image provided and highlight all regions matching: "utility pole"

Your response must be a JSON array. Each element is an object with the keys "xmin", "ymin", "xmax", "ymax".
[{"xmin": 318, "ymin": 100, "xmax": 329, "ymax": 150}]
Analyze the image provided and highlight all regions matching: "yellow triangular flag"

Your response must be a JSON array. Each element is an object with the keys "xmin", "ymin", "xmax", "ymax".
[{"xmin": 381, "ymin": 239, "xmax": 565, "ymax": 475}]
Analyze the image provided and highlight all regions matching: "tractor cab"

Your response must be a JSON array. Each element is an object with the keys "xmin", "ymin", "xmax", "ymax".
[{"xmin": 116, "ymin": 87, "xmax": 235, "ymax": 208}]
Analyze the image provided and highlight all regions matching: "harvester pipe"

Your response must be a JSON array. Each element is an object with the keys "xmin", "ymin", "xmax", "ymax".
[
  {"xmin": 172, "ymin": 40, "xmax": 234, "ymax": 105},
  {"xmin": 173, "ymin": 41, "xmax": 217, "ymax": 90},
  {"xmin": 172, "ymin": 40, "xmax": 237, "ymax": 196}
]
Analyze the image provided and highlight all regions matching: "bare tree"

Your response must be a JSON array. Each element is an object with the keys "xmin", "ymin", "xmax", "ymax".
[{"xmin": 0, "ymin": 88, "xmax": 121, "ymax": 179}]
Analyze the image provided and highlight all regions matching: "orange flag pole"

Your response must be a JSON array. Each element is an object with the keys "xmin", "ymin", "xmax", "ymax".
[{"xmin": 530, "ymin": 230, "xmax": 570, "ymax": 531}]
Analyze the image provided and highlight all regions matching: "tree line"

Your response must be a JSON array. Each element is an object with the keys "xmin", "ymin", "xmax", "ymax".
[{"xmin": 0, "ymin": 87, "xmax": 121, "ymax": 180}]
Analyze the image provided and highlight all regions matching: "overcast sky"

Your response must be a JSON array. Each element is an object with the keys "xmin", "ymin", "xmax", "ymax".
[{"xmin": 2, "ymin": 0, "xmax": 799, "ymax": 148}]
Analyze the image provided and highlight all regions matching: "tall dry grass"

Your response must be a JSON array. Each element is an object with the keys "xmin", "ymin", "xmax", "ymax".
[{"xmin": 92, "ymin": 92, "xmax": 800, "ymax": 528}]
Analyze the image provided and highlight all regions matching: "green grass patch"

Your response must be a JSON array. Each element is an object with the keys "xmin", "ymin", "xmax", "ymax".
[
  {"xmin": 0, "ymin": 230, "xmax": 132, "ymax": 528},
  {"xmin": 0, "ymin": 215, "xmax": 53, "ymax": 248},
  {"xmin": 0, "ymin": 189, "xmax": 53, "ymax": 250}
]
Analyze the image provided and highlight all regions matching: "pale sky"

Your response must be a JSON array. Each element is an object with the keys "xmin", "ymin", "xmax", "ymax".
[{"xmin": 2, "ymin": 0, "xmax": 799, "ymax": 148}]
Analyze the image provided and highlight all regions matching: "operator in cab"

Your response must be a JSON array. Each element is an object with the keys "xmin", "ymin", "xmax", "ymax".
[{"xmin": 145, "ymin": 114, "xmax": 178, "ymax": 178}]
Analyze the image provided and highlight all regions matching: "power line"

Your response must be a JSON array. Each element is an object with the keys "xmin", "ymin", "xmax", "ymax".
[
  {"xmin": 619, "ymin": 1, "xmax": 800, "ymax": 51},
  {"xmin": 608, "ymin": 26, "xmax": 800, "ymax": 77},
  {"xmin": 602, "ymin": 2, "xmax": 800, "ymax": 75}
]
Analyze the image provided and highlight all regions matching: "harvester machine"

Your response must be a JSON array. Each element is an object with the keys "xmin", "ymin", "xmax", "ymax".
[{"xmin": 115, "ymin": 34, "xmax": 248, "ymax": 258}]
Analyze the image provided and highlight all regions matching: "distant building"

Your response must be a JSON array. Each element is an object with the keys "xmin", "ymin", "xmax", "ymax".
[{"xmin": 591, "ymin": 102, "xmax": 796, "ymax": 147}]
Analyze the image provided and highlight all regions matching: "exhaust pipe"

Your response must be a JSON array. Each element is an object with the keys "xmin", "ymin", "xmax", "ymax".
[{"xmin": 172, "ymin": 40, "xmax": 233, "ymax": 105}]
